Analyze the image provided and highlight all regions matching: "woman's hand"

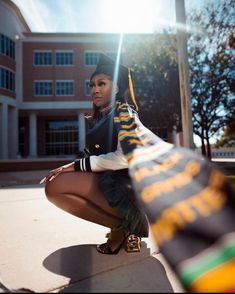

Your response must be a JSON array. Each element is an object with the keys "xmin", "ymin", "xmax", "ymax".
[{"xmin": 40, "ymin": 162, "xmax": 75, "ymax": 184}]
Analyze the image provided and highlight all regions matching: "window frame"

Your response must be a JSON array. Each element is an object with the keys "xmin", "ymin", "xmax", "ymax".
[
  {"xmin": 84, "ymin": 51, "xmax": 101, "ymax": 67},
  {"xmin": 55, "ymin": 80, "xmax": 75, "ymax": 96},
  {"xmin": 55, "ymin": 50, "xmax": 74, "ymax": 66},
  {"xmin": 33, "ymin": 50, "xmax": 53, "ymax": 66},
  {"xmin": 0, "ymin": 66, "xmax": 15, "ymax": 92},
  {"xmin": 34, "ymin": 80, "xmax": 53, "ymax": 96}
]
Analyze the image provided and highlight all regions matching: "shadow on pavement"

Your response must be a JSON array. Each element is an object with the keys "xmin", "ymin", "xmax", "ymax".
[{"xmin": 43, "ymin": 243, "xmax": 173, "ymax": 293}]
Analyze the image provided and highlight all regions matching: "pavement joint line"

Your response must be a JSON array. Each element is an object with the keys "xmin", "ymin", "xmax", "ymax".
[
  {"xmin": 0, "ymin": 253, "xmax": 158, "ymax": 293},
  {"xmin": 46, "ymin": 253, "xmax": 153, "ymax": 293},
  {"xmin": 0, "ymin": 197, "xmax": 43, "ymax": 203}
]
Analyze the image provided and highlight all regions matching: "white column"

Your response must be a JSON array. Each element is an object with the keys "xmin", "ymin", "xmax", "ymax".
[
  {"xmin": 29, "ymin": 112, "xmax": 37, "ymax": 157},
  {"xmin": 172, "ymin": 126, "xmax": 180, "ymax": 147},
  {"xmin": 8, "ymin": 107, "xmax": 19, "ymax": 158},
  {"xmin": 0, "ymin": 103, "xmax": 8, "ymax": 159},
  {"xmin": 78, "ymin": 112, "xmax": 85, "ymax": 151},
  {"xmin": 15, "ymin": 35, "xmax": 23, "ymax": 103}
]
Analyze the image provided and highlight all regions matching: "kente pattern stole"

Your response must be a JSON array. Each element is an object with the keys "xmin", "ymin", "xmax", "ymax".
[{"xmin": 114, "ymin": 100, "xmax": 235, "ymax": 293}]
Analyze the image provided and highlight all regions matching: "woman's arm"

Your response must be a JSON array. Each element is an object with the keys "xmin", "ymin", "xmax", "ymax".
[
  {"xmin": 40, "ymin": 161, "xmax": 75, "ymax": 184},
  {"xmin": 40, "ymin": 142, "xmax": 127, "ymax": 184},
  {"xmin": 74, "ymin": 141, "xmax": 128, "ymax": 172}
]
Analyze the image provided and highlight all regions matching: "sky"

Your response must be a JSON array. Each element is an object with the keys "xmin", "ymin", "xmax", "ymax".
[
  {"xmin": 11, "ymin": 0, "xmax": 208, "ymax": 147},
  {"xmin": 11, "ymin": 0, "xmax": 206, "ymax": 34}
]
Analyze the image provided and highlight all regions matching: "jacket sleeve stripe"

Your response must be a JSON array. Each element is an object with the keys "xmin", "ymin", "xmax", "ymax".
[{"xmin": 74, "ymin": 157, "xmax": 92, "ymax": 172}]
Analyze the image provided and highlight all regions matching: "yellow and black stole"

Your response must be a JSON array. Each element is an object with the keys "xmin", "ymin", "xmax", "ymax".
[{"xmin": 114, "ymin": 100, "xmax": 235, "ymax": 293}]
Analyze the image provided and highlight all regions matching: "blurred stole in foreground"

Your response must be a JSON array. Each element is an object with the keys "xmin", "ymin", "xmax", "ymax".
[{"xmin": 114, "ymin": 100, "xmax": 235, "ymax": 293}]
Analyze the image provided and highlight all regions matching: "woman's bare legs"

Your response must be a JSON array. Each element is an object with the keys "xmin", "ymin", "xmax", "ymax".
[{"xmin": 45, "ymin": 171, "xmax": 123, "ymax": 229}]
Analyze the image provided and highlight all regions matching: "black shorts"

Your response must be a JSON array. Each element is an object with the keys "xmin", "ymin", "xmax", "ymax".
[{"xmin": 98, "ymin": 169, "xmax": 149, "ymax": 237}]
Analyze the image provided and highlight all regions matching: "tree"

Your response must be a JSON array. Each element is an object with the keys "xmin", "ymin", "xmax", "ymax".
[
  {"xmin": 187, "ymin": 0, "xmax": 235, "ymax": 158},
  {"xmin": 214, "ymin": 123, "xmax": 235, "ymax": 148},
  {"xmin": 122, "ymin": 33, "xmax": 181, "ymax": 141}
]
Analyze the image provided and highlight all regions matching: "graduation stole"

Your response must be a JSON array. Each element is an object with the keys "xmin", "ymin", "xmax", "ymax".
[{"xmin": 114, "ymin": 100, "xmax": 235, "ymax": 293}]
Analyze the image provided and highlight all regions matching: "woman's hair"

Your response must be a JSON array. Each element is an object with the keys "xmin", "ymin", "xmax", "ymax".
[
  {"xmin": 88, "ymin": 54, "xmax": 135, "ymax": 124},
  {"xmin": 89, "ymin": 74, "xmax": 112, "ymax": 122},
  {"xmin": 92, "ymin": 104, "xmax": 103, "ymax": 121},
  {"xmin": 89, "ymin": 73, "xmax": 125, "ymax": 119}
]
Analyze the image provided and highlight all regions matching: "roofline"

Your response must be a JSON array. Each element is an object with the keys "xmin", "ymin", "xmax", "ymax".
[
  {"xmin": 23, "ymin": 32, "xmax": 155, "ymax": 37},
  {"xmin": 3, "ymin": 0, "xmax": 31, "ymax": 32}
]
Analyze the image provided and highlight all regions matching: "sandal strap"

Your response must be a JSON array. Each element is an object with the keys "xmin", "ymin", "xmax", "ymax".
[{"xmin": 125, "ymin": 234, "xmax": 141, "ymax": 252}]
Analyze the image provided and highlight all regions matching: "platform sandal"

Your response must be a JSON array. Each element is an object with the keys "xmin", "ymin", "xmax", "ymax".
[
  {"xmin": 125, "ymin": 234, "xmax": 141, "ymax": 253},
  {"xmin": 96, "ymin": 227, "xmax": 131, "ymax": 255},
  {"xmin": 96, "ymin": 228, "xmax": 141, "ymax": 254}
]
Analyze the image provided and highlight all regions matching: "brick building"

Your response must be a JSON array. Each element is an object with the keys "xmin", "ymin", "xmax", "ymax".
[
  {"xmin": 0, "ymin": 0, "xmax": 130, "ymax": 161},
  {"xmin": 0, "ymin": 0, "xmax": 180, "ymax": 170}
]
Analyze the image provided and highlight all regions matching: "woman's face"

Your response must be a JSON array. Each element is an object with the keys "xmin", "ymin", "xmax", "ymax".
[{"xmin": 90, "ymin": 74, "xmax": 114, "ymax": 109}]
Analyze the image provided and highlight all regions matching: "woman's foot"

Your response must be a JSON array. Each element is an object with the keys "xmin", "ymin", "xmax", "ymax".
[
  {"xmin": 96, "ymin": 228, "xmax": 141, "ymax": 254},
  {"xmin": 96, "ymin": 227, "xmax": 130, "ymax": 254}
]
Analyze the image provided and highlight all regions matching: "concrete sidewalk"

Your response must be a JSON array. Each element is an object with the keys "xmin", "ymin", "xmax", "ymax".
[
  {"xmin": 0, "ymin": 170, "xmax": 49, "ymax": 187},
  {"xmin": 0, "ymin": 171, "xmax": 184, "ymax": 293}
]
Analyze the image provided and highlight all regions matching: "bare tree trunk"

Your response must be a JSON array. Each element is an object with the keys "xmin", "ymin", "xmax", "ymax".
[
  {"xmin": 201, "ymin": 138, "xmax": 206, "ymax": 156},
  {"xmin": 206, "ymin": 136, "xmax": 211, "ymax": 159}
]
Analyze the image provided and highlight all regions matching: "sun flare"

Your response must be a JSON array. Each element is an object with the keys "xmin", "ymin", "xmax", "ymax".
[{"xmin": 104, "ymin": 0, "xmax": 171, "ymax": 33}]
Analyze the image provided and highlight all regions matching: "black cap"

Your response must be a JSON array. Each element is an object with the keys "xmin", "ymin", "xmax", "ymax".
[{"xmin": 90, "ymin": 53, "xmax": 130, "ymax": 95}]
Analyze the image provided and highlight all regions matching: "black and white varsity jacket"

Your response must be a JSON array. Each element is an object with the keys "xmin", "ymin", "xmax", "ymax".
[{"xmin": 74, "ymin": 109, "xmax": 128, "ymax": 172}]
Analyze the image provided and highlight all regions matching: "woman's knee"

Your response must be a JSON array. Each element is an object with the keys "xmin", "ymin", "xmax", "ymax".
[{"xmin": 44, "ymin": 180, "xmax": 58, "ymax": 202}]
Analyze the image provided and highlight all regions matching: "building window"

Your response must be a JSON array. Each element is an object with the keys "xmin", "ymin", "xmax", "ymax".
[
  {"xmin": 0, "ymin": 67, "xmax": 15, "ymax": 92},
  {"xmin": 34, "ymin": 51, "xmax": 52, "ymax": 65},
  {"xmin": 85, "ymin": 52, "xmax": 100, "ymax": 66},
  {"xmin": 0, "ymin": 34, "xmax": 15, "ymax": 60},
  {"xmin": 34, "ymin": 81, "xmax": 52, "ymax": 96},
  {"xmin": 56, "ymin": 51, "xmax": 73, "ymax": 65},
  {"xmin": 56, "ymin": 81, "xmax": 74, "ymax": 96},
  {"xmin": 85, "ymin": 80, "xmax": 91, "ymax": 96},
  {"xmin": 45, "ymin": 120, "xmax": 79, "ymax": 155}
]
